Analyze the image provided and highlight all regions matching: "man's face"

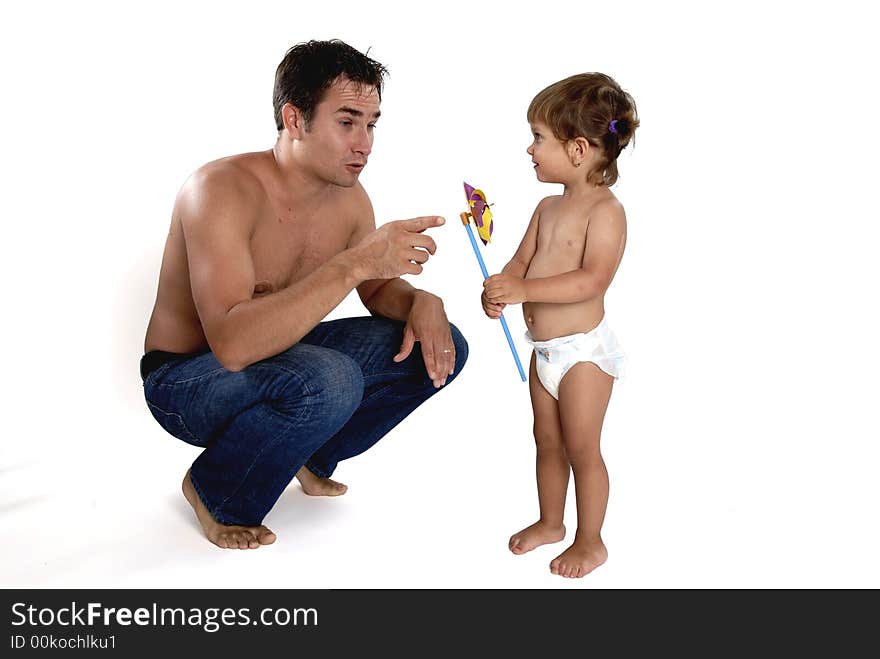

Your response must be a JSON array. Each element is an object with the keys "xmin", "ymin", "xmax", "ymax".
[{"xmin": 295, "ymin": 76, "xmax": 380, "ymax": 187}]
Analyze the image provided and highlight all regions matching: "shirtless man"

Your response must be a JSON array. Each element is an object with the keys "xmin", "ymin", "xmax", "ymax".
[{"xmin": 141, "ymin": 40, "xmax": 468, "ymax": 549}]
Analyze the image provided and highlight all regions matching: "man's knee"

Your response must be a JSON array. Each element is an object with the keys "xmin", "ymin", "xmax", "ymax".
[
  {"xmin": 266, "ymin": 344, "xmax": 364, "ymax": 421},
  {"xmin": 448, "ymin": 322, "xmax": 469, "ymax": 381}
]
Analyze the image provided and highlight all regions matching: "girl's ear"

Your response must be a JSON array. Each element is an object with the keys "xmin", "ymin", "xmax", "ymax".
[{"xmin": 568, "ymin": 136, "xmax": 591, "ymax": 167}]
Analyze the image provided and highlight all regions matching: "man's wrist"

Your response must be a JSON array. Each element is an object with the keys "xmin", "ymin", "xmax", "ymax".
[
  {"xmin": 335, "ymin": 248, "xmax": 368, "ymax": 287},
  {"xmin": 412, "ymin": 289, "xmax": 441, "ymax": 308}
]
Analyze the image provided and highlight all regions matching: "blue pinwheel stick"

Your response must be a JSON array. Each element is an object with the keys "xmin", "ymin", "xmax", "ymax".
[{"xmin": 459, "ymin": 211, "xmax": 528, "ymax": 382}]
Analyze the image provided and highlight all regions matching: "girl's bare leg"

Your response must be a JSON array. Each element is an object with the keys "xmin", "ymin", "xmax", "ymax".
[
  {"xmin": 550, "ymin": 362, "xmax": 613, "ymax": 577},
  {"xmin": 509, "ymin": 353, "xmax": 568, "ymax": 554}
]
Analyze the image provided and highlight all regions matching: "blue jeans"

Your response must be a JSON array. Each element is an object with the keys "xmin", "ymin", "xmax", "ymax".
[{"xmin": 142, "ymin": 316, "xmax": 468, "ymax": 526}]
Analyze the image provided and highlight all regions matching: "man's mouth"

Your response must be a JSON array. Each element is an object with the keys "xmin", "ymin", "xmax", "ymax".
[{"xmin": 346, "ymin": 162, "xmax": 366, "ymax": 171}]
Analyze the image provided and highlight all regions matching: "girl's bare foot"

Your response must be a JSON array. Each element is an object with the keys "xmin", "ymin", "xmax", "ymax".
[
  {"xmin": 182, "ymin": 469, "xmax": 276, "ymax": 549},
  {"xmin": 508, "ymin": 521, "xmax": 566, "ymax": 554},
  {"xmin": 549, "ymin": 539, "xmax": 607, "ymax": 577},
  {"xmin": 296, "ymin": 466, "xmax": 348, "ymax": 496}
]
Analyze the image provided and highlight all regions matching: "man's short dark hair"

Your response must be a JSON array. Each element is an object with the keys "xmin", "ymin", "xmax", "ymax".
[{"xmin": 273, "ymin": 39, "xmax": 389, "ymax": 131}]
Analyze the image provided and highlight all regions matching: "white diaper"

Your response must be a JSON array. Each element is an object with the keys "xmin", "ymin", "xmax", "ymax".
[{"xmin": 524, "ymin": 317, "xmax": 626, "ymax": 400}]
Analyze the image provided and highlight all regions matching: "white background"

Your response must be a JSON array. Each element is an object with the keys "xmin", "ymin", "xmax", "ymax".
[{"xmin": 2, "ymin": 0, "xmax": 878, "ymax": 589}]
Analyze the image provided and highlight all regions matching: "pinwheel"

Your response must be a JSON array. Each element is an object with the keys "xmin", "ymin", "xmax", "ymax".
[{"xmin": 460, "ymin": 182, "xmax": 527, "ymax": 382}]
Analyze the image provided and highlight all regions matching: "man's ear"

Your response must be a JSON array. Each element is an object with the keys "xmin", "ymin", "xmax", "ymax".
[
  {"xmin": 568, "ymin": 136, "xmax": 591, "ymax": 167},
  {"xmin": 281, "ymin": 103, "xmax": 307, "ymax": 139}
]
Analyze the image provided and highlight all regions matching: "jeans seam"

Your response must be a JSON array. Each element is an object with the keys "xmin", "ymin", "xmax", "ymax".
[
  {"xmin": 212, "ymin": 365, "xmax": 315, "ymax": 520},
  {"xmin": 145, "ymin": 399, "xmax": 201, "ymax": 444},
  {"xmin": 360, "ymin": 381, "xmax": 397, "ymax": 404},
  {"xmin": 189, "ymin": 470, "xmax": 237, "ymax": 526},
  {"xmin": 155, "ymin": 366, "xmax": 227, "ymax": 386},
  {"xmin": 369, "ymin": 370, "xmax": 415, "ymax": 380},
  {"xmin": 306, "ymin": 380, "xmax": 398, "ymax": 478},
  {"xmin": 143, "ymin": 361, "xmax": 172, "ymax": 384},
  {"xmin": 366, "ymin": 370, "xmax": 433, "ymax": 390},
  {"xmin": 304, "ymin": 460, "xmax": 330, "ymax": 479}
]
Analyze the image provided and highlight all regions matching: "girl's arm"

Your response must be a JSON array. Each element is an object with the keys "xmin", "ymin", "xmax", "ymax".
[
  {"xmin": 523, "ymin": 201, "xmax": 626, "ymax": 304},
  {"xmin": 485, "ymin": 200, "xmax": 625, "ymax": 305},
  {"xmin": 481, "ymin": 198, "xmax": 548, "ymax": 317},
  {"xmin": 501, "ymin": 197, "xmax": 548, "ymax": 277}
]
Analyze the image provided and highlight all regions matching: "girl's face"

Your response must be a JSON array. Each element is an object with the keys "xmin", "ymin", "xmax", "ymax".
[{"xmin": 526, "ymin": 121, "xmax": 570, "ymax": 183}]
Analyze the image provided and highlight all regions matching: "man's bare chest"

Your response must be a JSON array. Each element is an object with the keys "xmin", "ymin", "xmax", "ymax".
[{"xmin": 248, "ymin": 212, "xmax": 353, "ymax": 294}]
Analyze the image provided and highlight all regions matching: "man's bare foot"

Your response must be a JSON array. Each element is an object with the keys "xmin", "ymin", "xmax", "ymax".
[
  {"xmin": 296, "ymin": 466, "xmax": 348, "ymax": 496},
  {"xmin": 549, "ymin": 539, "xmax": 607, "ymax": 577},
  {"xmin": 508, "ymin": 520, "xmax": 566, "ymax": 555},
  {"xmin": 182, "ymin": 469, "xmax": 276, "ymax": 549}
]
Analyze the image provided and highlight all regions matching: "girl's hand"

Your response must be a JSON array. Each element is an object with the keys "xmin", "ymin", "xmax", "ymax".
[
  {"xmin": 483, "ymin": 274, "xmax": 528, "ymax": 304},
  {"xmin": 481, "ymin": 288, "xmax": 506, "ymax": 319}
]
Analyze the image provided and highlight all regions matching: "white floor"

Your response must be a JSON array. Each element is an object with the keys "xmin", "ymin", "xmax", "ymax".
[{"xmin": 5, "ymin": 330, "xmax": 880, "ymax": 589}]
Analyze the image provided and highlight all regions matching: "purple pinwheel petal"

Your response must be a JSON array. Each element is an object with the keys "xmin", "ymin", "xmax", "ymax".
[{"xmin": 472, "ymin": 199, "xmax": 486, "ymax": 226}]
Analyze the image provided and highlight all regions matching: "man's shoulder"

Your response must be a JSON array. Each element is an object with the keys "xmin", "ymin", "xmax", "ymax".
[
  {"xmin": 175, "ymin": 154, "xmax": 268, "ymax": 227},
  {"xmin": 185, "ymin": 154, "xmax": 267, "ymax": 202}
]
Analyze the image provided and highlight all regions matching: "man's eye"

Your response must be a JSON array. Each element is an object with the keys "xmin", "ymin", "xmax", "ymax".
[
  {"xmin": 368, "ymin": 124, "xmax": 377, "ymax": 129},
  {"xmin": 340, "ymin": 121, "xmax": 352, "ymax": 126}
]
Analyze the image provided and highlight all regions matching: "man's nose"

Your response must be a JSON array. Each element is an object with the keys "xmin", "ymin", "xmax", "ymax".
[{"xmin": 353, "ymin": 129, "xmax": 372, "ymax": 156}]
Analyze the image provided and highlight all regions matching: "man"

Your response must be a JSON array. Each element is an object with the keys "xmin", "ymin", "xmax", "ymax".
[{"xmin": 141, "ymin": 40, "xmax": 468, "ymax": 549}]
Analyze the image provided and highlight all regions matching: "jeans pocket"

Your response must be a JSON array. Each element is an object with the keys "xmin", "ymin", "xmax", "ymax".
[
  {"xmin": 144, "ymin": 361, "xmax": 172, "ymax": 383},
  {"xmin": 146, "ymin": 400, "xmax": 202, "ymax": 446}
]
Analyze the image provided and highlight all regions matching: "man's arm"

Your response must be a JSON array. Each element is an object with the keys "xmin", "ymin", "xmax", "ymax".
[
  {"xmin": 180, "ymin": 168, "xmax": 361, "ymax": 371},
  {"xmin": 484, "ymin": 200, "xmax": 626, "ymax": 305},
  {"xmin": 359, "ymin": 277, "xmax": 421, "ymax": 320},
  {"xmin": 182, "ymin": 168, "xmax": 440, "ymax": 372},
  {"xmin": 352, "ymin": 196, "xmax": 455, "ymax": 387},
  {"xmin": 352, "ymin": 190, "xmax": 436, "ymax": 320}
]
